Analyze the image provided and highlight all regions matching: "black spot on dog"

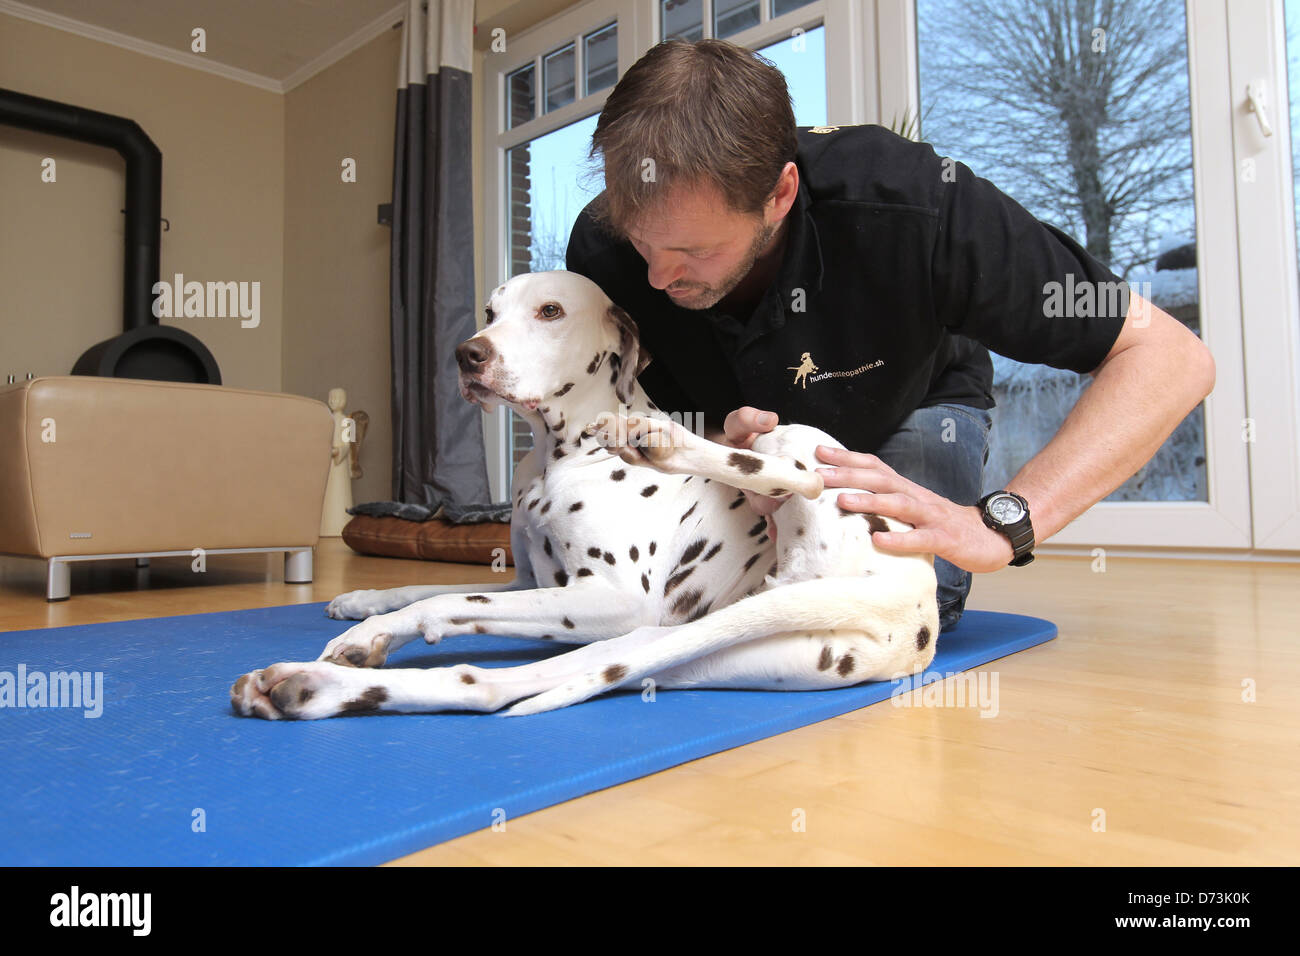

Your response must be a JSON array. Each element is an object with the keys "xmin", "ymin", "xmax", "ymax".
[
  {"xmin": 586, "ymin": 353, "xmax": 601, "ymax": 374},
  {"xmin": 563, "ymin": 617, "xmax": 576, "ymax": 629},
  {"xmin": 586, "ymin": 446, "xmax": 602, "ymax": 455},
  {"xmin": 460, "ymin": 671, "xmax": 476, "ymax": 684},
  {"xmin": 448, "ymin": 616, "xmax": 473, "ymax": 625},
  {"xmin": 837, "ymin": 655, "xmax": 855, "ymax": 677},
  {"xmin": 641, "ymin": 572, "xmax": 650, "ymax": 593},
  {"xmin": 641, "ymin": 484, "xmax": 659, "ymax": 497},
  {"xmin": 341, "ymin": 686, "xmax": 389, "ymax": 713},
  {"xmin": 610, "ymin": 469, "xmax": 626, "ymax": 481},
  {"xmin": 743, "ymin": 553, "xmax": 761, "ymax": 573},
  {"xmin": 796, "ymin": 527, "xmax": 805, "ymax": 536},
  {"xmin": 703, "ymin": 542, "xmax": 722, "ymax": 561},
  {"xmin": 680, "ymin": 502, "xmax": 698, "ymax": 523},
  {"xmin": 603, "ymin": 664, "xmax": 628, "ymax": 684},
  {"xmin": 794, "ymin": 460, "xmax": 807, "ymax": 470},
  {"xmin": 756, "ymin": 534, "xmax": 769, "ymax": 545},
  {"xmin": 552, "ymin": 446, "xmax": 565, "ymax": 460},
  {"xmin": 916, "ymin": 626, "xmax": 931, "ymax": 651},
  {"xmin": 298, "ymin": 685, "xmax": 314, "ymax": 704},
  {"xmin": 865, "ymin": 514, "xmax": 890, "ymax": 534},
  {"xmin": 588, "ymin": 547, "xmax": 602, "ymax": 558},
  {"xmin": 817, "ymin": 646, "xmax": 833, "ymax": 671},
  {"xmin": 678, "ymin": 538, "xmax": 707, "ymax": 565},
  {"xmin": 728, "ymin": 496, "xmax": 746, "ymax": 509},
  {"xmin": 540, "ymin": 500, "xmax": 552, "ymax": 515},
  {"xmin": 769, "ymin": 488, "xmax": 787, "ymax": 496},
  {"xmin": 554, "ymin": 382, "xmax": 574, "ymax": 397},
  {"xmin": 603, "ymin": 551, "xmax": 615, "ymax": 565},
  {"xmin": 554, "ymin": 570, "xmax": 569, "ymax": 587},
  {"xmin": 727, "ymin": 452, "xmax": 763, "ymax": 475},
  {"xmin": 649, "ymin": 541, "xmax": 657, "ymax": 555},
  {"xmin": 670, "ymin": 588, "xmax": 704, "ymax": 618},
  {"xmin": 473, "ymin": 625, "xmax": 487, "ymax": 634},
  {"xmin": 528, "ymin": 498, "xmax": 539, "ymax": 510},
  {"xmin": 629, "ymin": 545, "xmax": 639, "ymax": 562},
  {"xmin": 664, "ymin": 566, "xmax": 695, "ymax": 595},
  {"xmin": 543, "ymin": 537, "xmax": 553, "ymax": 557},
  {"xmin": 542, "ymin": 634, "xmax": 554, "ymax": 640},
  {"xmin": 747, "ymin": 518, "xmax": 766, "ymax": 537},
  {"xmin": 576, "ymin": 568, "xmax": 593, "ymax": 577},
  {"xmin": 569, "ymin": 501, "xmax": 583, "ymax": 512},
  {"xmin": 838, "ymin": 506, "xmax": 854, "ymax": 518},
  {"xmin": 687, "ymin": 601, "xmax": 712, "ymax": 623},
  {"xmin": 466, "ymin": 595, "xmax": 491, "ymax": 603}
]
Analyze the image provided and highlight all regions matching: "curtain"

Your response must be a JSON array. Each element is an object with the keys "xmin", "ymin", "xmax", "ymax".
[{"xmin": 390, "ymin": 0, "xmax": 490, "ymax": 506}]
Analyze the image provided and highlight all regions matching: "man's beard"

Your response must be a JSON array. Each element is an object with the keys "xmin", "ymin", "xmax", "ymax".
[{"xmin": 666, "ymin": 219, "xmax": 778, "ymax": 310}]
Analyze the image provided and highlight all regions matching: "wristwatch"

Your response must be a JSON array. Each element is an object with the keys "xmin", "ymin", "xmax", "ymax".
[{"xmin": 977, "ymin": 490, "xmax": 1035, "ymax": 567}]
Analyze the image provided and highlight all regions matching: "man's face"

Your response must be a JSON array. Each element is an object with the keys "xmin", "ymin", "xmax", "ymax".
[{"xmin": 623, "ymin": 182, "xmax": 778, "ymax": 311}]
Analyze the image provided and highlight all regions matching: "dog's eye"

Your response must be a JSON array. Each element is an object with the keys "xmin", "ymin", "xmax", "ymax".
[
  {"xmin": 539, "ymin": 302, "xmax": 563, "ymax": 319},
  {"xmin": 484, "ymin": 306, "xmax": 495, "ymax": 325}
]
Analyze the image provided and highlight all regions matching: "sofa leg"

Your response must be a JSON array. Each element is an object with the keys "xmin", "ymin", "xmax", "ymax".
[
  {"xmin": 47, "ymin": 558, "xmax": 70, "ymax": 601},
  {"xmin": 136, "ymin": 557, "xmax": 150, "ymax": 568},
  {"xmin": 285, "ymin": 548, "xmax": 313, "ymax": 584}
]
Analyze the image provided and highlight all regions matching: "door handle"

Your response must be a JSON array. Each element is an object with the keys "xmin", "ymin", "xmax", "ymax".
[{"xmin": 1246, "ymin": 80, "xmax": 1274, "ymax": 137}]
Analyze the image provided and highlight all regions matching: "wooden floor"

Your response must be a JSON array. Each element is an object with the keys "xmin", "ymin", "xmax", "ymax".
[{"xmin": 1, "ymin": 538, "xmax": 1296, "ymax": 865}]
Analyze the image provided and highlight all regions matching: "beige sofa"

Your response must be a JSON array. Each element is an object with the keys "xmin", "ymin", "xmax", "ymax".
[{"xmin": 0, "ymin": 376, "xmax": 333, "ymax": 600}]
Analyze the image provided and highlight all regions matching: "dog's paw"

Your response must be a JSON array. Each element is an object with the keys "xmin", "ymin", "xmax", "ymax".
[
  {"xmin": 319, "ymin": 620, "xmax": 396, "ymax": 668},
  {"xmin": 589, "ymin": 412, "xmax": 684, "ymax": 468},
  {"xmin": 327, "ymin": 588, "xmax": 413, "ymax": 620},
  {"xmin": 231, "ymin": 662, "xmax": 389, "ymax": 720}
]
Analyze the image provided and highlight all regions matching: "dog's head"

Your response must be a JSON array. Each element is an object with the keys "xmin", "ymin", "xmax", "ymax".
[{"xmin": 455, "ymin": 271, "xmax": 652, "ymax": 412}]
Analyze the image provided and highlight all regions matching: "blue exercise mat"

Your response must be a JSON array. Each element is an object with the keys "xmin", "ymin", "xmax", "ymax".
[{"xmin": 0, "ymin": 603, "xmax": 1054, "ymax": 865}]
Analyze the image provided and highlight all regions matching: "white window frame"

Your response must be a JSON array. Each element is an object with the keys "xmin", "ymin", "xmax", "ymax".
[{"xmin": 890, "ymin": 0, "xmax": 1284, "ymax": 557}]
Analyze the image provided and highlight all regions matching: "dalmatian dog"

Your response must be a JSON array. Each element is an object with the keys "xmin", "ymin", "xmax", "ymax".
[{"xmin": 230, "ymin": 270, "xmax": 939, "ymax": 719}]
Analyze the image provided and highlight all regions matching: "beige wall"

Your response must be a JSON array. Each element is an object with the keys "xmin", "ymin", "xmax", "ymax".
[
  {"xmin": 1, "ymin": 2, "xmax": 573, "ymax": 507},
  {"xmin": 0, "ymin": 13, "xmax": 284, "ymax": 392},
  {"xmin": 281, "ymin": 26, "xmax": 400, "ymax": 507}
]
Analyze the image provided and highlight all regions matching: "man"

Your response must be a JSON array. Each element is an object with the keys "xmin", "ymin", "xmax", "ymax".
[{"xmin": 564, "ymin": 39, "xmax": 1214, "ymax": 632}]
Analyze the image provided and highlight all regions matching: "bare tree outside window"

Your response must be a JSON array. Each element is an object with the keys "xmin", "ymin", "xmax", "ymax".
[{"xmin": 917, "ymin": 0, "xmax": 1207, "ymax": 503}]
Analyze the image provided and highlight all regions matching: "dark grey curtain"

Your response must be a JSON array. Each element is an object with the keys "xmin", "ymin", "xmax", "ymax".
[{"xmin": 391, "ymin": 0, "xmax": 489, "ymax": 506}]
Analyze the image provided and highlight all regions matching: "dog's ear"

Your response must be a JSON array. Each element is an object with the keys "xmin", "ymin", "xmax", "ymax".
[{"xmin": 607, "ymin": 304, "xmax": 652, "ymax": 405}]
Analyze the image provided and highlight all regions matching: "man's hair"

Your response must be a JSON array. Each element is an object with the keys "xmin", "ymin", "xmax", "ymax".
[{"xmin": 587, "ymin": 39, "xmax": 797, "ymax": 235}]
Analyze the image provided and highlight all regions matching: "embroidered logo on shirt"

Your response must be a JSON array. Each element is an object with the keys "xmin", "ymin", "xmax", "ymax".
[
  {"xmin": 788, "ymin": 351, "xmax": 884, "ymax": 387},
  {"xmin": 808, "ymin": 126, "xmax": 840, "ymax": 134},
  {"xmin": 788, "ymin": 352, "xmax": 819, "ymax": 388}
]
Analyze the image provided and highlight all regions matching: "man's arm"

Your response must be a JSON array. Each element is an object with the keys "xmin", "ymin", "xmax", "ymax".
[
  {"xmin": 1001, "ymin": 290, "xmax": 1215, "ymax": 545},
  {"xmin": 755, "ymin": 290, "xmax": 1214, "ymax": 571}
]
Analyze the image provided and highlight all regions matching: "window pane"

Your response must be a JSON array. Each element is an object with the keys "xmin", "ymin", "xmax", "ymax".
[
  {"xmin": 772, "ymin": 0, "xmax": 815, "ymax": 17},
  {"xmin": 716, "ymin": 0, "xmax": 760, "ymax": 39},
  {"xmin": 662, "ymin": 0, "xmax": 703, "ymax": 42},
  {"xmin": 758, "ymin": 25, "xmax": 826, "ymax": 127},
  {"xmin": 544, "ymin": 43, "xmax": 576, "ymax": 112},
  {"xmin": 506, "ymin": 64, "xmax": 534, "ymax": 129},
  {"xmin": 916, "ymin": 0, "xmax": 1205, "ymax": 502},
  {"xmin": 505, "ymin": 113, "xmax": 602, "ymax": 278},
  {"xmin": 585, "ymin": 23, "xmax": 618, "ymax": 95}
]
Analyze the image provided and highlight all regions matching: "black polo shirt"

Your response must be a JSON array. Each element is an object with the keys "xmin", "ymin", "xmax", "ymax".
[{"xmin": 565, "ymin": 124, "xmax": 1128, "ymax": 453}]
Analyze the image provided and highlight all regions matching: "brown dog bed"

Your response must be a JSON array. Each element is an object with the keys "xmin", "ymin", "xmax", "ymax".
[{"xmin": 341, "ymin": 514, "xmax": 513, "ymax": 565}]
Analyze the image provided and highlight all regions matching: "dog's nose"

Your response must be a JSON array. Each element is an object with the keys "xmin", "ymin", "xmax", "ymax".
[{"xmin": 456, "ymin": 337, "xmax": 494, "ymax": 373}]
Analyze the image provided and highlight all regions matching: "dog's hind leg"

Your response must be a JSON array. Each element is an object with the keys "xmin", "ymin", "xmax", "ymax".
[{"xmin": 503, "ymin": 573, "xmax": 938, "ymax": 715}]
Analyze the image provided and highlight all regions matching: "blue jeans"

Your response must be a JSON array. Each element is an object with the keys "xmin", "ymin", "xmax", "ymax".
[{"xmin": 868, "ymin": 403, "xmax": 993, "ymax": 633}]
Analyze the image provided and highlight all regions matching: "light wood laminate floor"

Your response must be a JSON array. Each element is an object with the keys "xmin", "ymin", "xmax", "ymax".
[{"xmin": 1, "ymin": 539, "xmax": 1295, "ymax": 865}]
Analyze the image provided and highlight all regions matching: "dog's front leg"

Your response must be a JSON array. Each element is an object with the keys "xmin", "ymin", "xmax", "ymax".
[{"xmin": 317, "ymin": 583, "xmax": 651, "ymax": 667}]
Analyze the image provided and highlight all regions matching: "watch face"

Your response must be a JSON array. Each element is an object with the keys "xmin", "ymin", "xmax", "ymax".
[{"xmin": 988, "ymin": 494, "xmax": 1025, "ymax": 523}]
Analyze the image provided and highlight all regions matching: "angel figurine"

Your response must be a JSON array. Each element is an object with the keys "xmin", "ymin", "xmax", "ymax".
[{"xmin": 320, "ymin": 388, "xmax": 368, "ymax": 536}]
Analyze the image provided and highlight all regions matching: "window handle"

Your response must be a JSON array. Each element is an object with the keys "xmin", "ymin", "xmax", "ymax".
[{"xmin": 1246, "ymin": 80, "xmax": 1274, "ymax": 137}]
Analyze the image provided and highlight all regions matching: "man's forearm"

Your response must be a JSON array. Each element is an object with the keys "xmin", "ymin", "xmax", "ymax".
[{"xmin": 1004, "ymin": 339, "xmax": 1215, "ymax": 544}]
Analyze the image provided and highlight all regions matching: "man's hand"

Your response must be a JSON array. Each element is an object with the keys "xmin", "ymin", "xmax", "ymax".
[
  {"xmin": 815, "ymin": 445, "xmax": 1016, "ymax": 574},
  {"xmin": 722, "ymin": 406, "xmax": 785, "ymax": 519}
]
